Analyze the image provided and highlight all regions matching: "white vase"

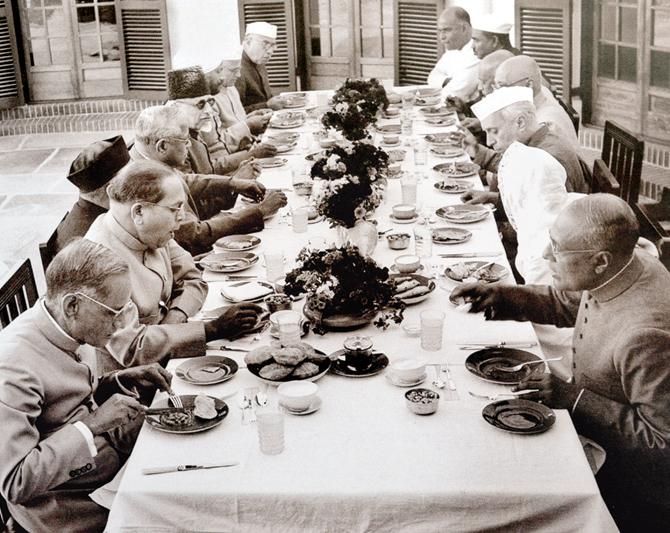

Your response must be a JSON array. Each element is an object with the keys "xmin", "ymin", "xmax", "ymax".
[{"xmin": 337, "ymin": 219, "xmax": 378, "ymax": 256}]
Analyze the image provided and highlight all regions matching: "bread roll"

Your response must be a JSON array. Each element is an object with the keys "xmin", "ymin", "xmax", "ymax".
[
  {"xmin": 292, "ymin": 361, "xmax": 320, "ymax": 379},
  {"xmin": 259, "ymin": 363, "xmax": 294, "ymax": 380},
  {"xmin": 245, "ymin": 345, "xmax": 274, "ymax": 366},
  {"xmin": 273, "ymin": 346, "xmax": 307, "ymax": 366},
  {"xmin": 193, "ymin": 395, "xmax": 217, "ymax": 420}
]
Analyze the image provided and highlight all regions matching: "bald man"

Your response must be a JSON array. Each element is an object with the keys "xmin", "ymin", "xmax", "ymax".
[
  {"xmin": 495, "ymin": 55, "xmax": 579, "ymax": 150},
  {"xmin": 427, "ymin": 7, "xmax": 479, "ymax": 100},
  {"xmin": 452, "ymin": 194, "xmax": 670, "ymax": 531}
]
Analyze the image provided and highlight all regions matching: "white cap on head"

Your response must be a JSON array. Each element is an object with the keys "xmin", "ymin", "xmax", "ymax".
[
  {"xmin": 472, "ymin": 13, "xmax": 513, "ymax": 35},
  {"xmin": 471, "ymin": 87, "xmax": 533, "ymax": 121},
  {"xmin": 246, "ymin": 21, "xmax": 277, "ymax": 40},
  {"xmin": 219, "ymin": 43, "xmax": 243, "ymax": 62}
]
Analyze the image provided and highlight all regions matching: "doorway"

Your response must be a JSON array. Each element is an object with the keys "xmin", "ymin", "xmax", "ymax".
[
  {"xmin": 303, "ymin": 0, "xmax": 395, "ymax": 89},
  {"xmin": 16, "ymin": 0, "xmax": 123, "ymax": 101}
]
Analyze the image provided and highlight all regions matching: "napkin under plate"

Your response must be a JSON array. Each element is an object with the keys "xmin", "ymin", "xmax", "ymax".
[{"xmin": 221, "ymin": 281, "xmax": 274, "ymax": 302}]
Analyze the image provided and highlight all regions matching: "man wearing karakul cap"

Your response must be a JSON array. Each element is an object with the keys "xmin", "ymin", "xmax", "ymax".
[
  {"xmin": 55, "ymin": 136, "xmax": 130, "ymax": 253},
  {"xmin": 236, "ymin": 22, "xmax": 286, "ymax": 112},
  {"xmin": 470, "ymin": 13, "xmax": 519, "ymax": 60}
]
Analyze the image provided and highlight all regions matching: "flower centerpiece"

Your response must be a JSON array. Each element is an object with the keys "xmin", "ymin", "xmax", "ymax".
[
  {"xmin": 310, "ymin": 141, "xmax": 389, "ymax": 254},
  {"xmin": 321, "ymin": 78, "xmax": 389, "ymax": 141},
  {"xmin": 284, "ymin": 245, "xmax": 405, "ymax": 334}
]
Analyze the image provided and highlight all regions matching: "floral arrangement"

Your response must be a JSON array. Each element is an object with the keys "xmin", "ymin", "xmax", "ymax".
[
  {"xmin": 321, "ymin": 78, "xmax": 389, "ymax": 140},
  {"xmin": 310, "ymin": 141, "xmax": 389, "ymax": 228},
  {"xmin": 283, "ymin": 245, "xmax": 404, "ymax": 334}
]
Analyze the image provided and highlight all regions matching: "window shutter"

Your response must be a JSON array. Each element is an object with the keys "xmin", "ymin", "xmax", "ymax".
[
  {"xmin": 515, "ymin": 0, "xmax": 572, "ymax": 99},
  {"xmin": 238, "ymin": 0, "xmax": 296, "ymax": 93},
  {"xmin": 0, "ymin": 0, "xmax": 22, "ymax": 109},
  {"xmin": 395, "ymin": 0, "xmax": 445, "ymax": 86},
  {"xmin": 116, "ymin": 0, "xmax": 171, "ymax": 99}
]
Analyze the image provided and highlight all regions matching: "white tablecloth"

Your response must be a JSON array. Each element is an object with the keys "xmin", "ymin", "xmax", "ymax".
[{"xmin": 105, "ymin": 91, "xmax": 617, "ymax": 532}]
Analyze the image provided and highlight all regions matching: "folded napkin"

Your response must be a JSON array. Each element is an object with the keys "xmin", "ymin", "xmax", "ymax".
[
  {"xmin": 258, "ymin": 169, "xmax": 292, "ymax": 190},
  {"xmin": 221, "ymin": 281, "xmax": 274, "ymax": 302}
]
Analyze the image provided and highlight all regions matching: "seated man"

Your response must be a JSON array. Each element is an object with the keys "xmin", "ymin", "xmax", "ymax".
[
  {"xmin": 470, "ymin": 15, "xmax": 518, "ymax": 59},
  {"xmin": 205, "ymin": 42, "xmax": 273, "ymax": 153},
  {"xmin": 131, "ymin": 104, "xmax": 286, "ymax": 255},
  {"xmin": 55, "ymin": 136, "xmax": 130, "ymax": 252},
  {"xmin": 495, "ymin": 55, "xmax": 579, "ymax": 150},
  {"xmin": 427, "ymin": 7, "xmax": 479, "ymax": 101},
  {"xmin": 0, "ymin": 239, "xmax": 173, "ymax": 532},
  {"xmin": 463, "ymin": 87, "xmax": 588, "ymax": 196},
  {"xmin": 452, "ymin": 194, "xmax": 670, "ymax": 531},
  {"xmin": 167, "ymin": 65, "xmax": 276, "ymax": 174},
  {"xmin": 236, "ymin": 22, "xmax": 286, "ymax": 112},
  {"xmin": 85, "ymin": 161, "xmax": 263, "ymax": 372}
]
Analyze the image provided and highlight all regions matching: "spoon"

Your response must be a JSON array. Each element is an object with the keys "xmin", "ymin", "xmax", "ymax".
[
  {"xmin": 255, "ymin": 385, "xmax": 269, "ymax": 407},
  {"xmin": 431, "ymin": 365, "xmax": 446, "ymax": 389}
]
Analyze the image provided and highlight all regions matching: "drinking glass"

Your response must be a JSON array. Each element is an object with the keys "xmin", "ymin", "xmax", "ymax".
[
  {"xmin": 413, "ymin": 142, "xmax": 427, "ymax": 166},
  {"xmin": 401, "ymin": 174, "xmax": 418, "ymax": 205},
  {"xmin": 401, "ymin": 91, "xmax": 414, "ymax": 112},
  {"xmin": 264, "ymin": 251, "xmax": 284, "ymax": 282},
  {"xmin": 401, "ymin": 114, "xmax": 413, "ymax": 137},
  {"xmin": 420, "ymin": 310, "xmax": 445, "ymax": 351},
  {"xmin": 291, "ymin": 206, "xmax": 309, "ymax": 233},
  {"xmin": 257, "ymin": 411, "xmax": 284, "ymax": 455},
  {"xmin": 272, "ymin": 310, "xmax": 302, "ymax": 346},
  {"xmin": 413, "ymin": 225, "xmax": 433, "ymax": 261}
]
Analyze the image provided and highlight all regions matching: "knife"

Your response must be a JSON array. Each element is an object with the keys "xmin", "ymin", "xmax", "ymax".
[
  {"xmin": 144, "ymin": 407, "xmax": 189, "ymax": 416},
  {"xmin": 438, "ymin": 252, "xmax": 501, "ymax": 258},
  {"xmin": 458, "ymin": 342, "xmax": 537, "ymax": 350},
  {"xmin": 142, "ymin": 461, "xmax": 239, "ymax": 475}
]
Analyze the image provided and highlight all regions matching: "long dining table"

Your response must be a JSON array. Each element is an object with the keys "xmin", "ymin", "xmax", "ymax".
[{"xmin": 104, "ymin": 90, "xmax": 617, "ymax": 532}]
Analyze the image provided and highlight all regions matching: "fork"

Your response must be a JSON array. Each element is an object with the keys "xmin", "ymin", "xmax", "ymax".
[
  {"xmin": 496, "ymin": 357, "xmax": 564, "ymax": 373},
  {"xmin": 468, "ymin": 389, "xmax": 539, "ymax": 401},
  {"xmin": 168, "ymin": 393, "xmax": 183, "ymax": 409}
]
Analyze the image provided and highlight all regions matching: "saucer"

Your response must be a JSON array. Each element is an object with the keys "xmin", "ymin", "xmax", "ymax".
[
  {"xmin": 380, "ymin": 140, "xmax": 402, "ymax": 147},
  {"xmin": 385, "ymin": 371, "xmax": 427, "ymax": 387},
  {"xmin": 330, "ymin": 351, "xmax": 389, "ymax": 377},
  {"xmin": 281, "ymin": 396, "xmax": 322, "ymax": 415},
  {"xmin": 389, "ymin": 214, "xmax": 419, "ymax": 224}
]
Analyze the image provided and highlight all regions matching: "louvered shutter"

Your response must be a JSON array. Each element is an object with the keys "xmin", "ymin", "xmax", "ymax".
[
  {"xmin": 0, "ymin": 0, "xmax": 22, "ymax": 109},
  {"xmin": 116, "ymin": 0, "xmax": 171, "ymax": 99},
  {"xmin": 395, "ymin": 0, "xmax": 445, "ymax": 86},
  {"xmin": 238, "ymin": 0, "xmax": 296, "ymax": 93},
  {"xmin": 515, "ymin": 0, "xmax": 572, "ymax": 99}
]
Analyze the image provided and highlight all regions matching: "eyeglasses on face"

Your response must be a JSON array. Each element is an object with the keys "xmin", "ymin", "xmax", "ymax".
[
  {"xmin": 163, "ymin": 136, "xmax": 191, "ymax": 146},
  {"xmin": 493, "ymin": 77, "xmax": 531, "ymax": 90},
  {"xmin": 141, "ymin": 201, "xmax": 185, "ymax": 216},
  {"xmin": 548, "ymin": 239, "xmax": 601, "ymax": 257},
  {"xmin": 71, "ymin": 291, "xmax": 134, "ymax": 320}
]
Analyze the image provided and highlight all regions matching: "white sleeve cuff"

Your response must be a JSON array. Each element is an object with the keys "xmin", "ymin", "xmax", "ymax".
[
  {"xmin": 73, "ymin": 421, "xmax": 98, "ymax": 457},
  {"xmin": 572, "ymin": 388, "xmax": 586, "ymax": 414}
]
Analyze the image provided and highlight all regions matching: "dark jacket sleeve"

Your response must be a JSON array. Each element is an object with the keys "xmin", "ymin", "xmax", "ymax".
[{"xmin": 488, "ymin": 284, "xmax": 582, "ymax": 327}]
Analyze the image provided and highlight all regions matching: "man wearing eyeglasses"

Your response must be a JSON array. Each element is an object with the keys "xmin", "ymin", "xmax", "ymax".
[
  {"xmin": 0, "ymin": 239, "xmax": 174, "ymax": 532},
  {"xmin": 85, "ymin": 161, "xmax": 263, "ymax": 373},
  {"xmin": 236, "ymin": 22, "xmax": 287, "ymax": 112},
  {"xmin": 130, "ymin": 104, "xmax": 287, "ymax": 256},
  {"xmin": 452, "ymin": 193, "xmax": 670, "ymax": 531}
]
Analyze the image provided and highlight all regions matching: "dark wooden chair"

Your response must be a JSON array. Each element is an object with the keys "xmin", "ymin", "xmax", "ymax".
[
  {"xmin": 39, "ymin": 212, "xmax": 68, "ymax": 273},
  {"xmin": 556, "ymin": 96, "xmax": 580, "ymax": 135},
  {"xmin": 0, "ymin": 259, "xmax": 38, "ymax": 330},
  {"xmin": 601, "ymin": 120, "xmax": 644, "ymax": 208},
  {"xmin": 591, "ymin": 158, "xmax": 621, "ymax": 196},
  {"xmin": 635, "ymin": 188, "xmax": 670, "ymax": 272}
]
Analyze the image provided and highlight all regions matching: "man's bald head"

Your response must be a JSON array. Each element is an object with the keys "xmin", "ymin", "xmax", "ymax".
[
  {"xmin": 478, "ymin": 50, "xmax": 515, "ymax": 95},
  {"xmin": 437, "ymin": 7, "xmax": 471, "ymax": 50},
  {"xmin": 495, "ymin": 55, "xmax": 542, "ymax": 97}
]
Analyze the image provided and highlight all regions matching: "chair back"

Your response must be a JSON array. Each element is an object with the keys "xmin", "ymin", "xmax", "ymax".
[
  {"xmin": 601, "ymin": 120, "xmax": 644, "ymax": 207},
  {"xmin": 591, "ymin": 159, "xmax": 621, "ymax": 196},
  {"xmin": 0, "ymin": 259, "xmax": 38, "ymax": 330},
  {"xmin": 39, "ymin": 211, "xmax": 68, "ymax": 273},
  {"xmin": 635, "ymin": 196, "xmax": 670, "ymax": 272},
  {"xmin": 556, "ymin": 96, "xmax": 580, "ymax": 135}
]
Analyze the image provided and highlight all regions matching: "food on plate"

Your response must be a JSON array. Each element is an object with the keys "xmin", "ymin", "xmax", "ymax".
[
  {"xmin": 259, "ymin": 363, "xmax": 295, "ymax": 380},
  {"xmin": 245, "ymin": 341, "xmax": 325, "ymax": 381},
  {"xmin": 432, "ymin": 228, "xmax": 469, "ymax": 242},
  {"xmin": 225, "ymin": 240, "xmax": 254, "ymax": 250},
  {"xmin": 159, "ymin": 410, "xmax": 193, "ymax": 427},
  {"xmin": 395, "ymin": 279, "xmax": 420, "ymax": 293},
  {"xmin": 193, "ymin": 395, "xmax": 218, "ymax": 420},
  {"xmin": 273, "ymin": 346, "xmax": 308, "ymax": 366},
  {"xmin": 246, "ymin": 345, "xmax": 275, "ymax": 365},
  {"xmin": 396, "ymin": 285, "xmax": 431, "ymax": 300},
  {"xmin": 292, "ymin": 361, "xmax": 320, "ymax": 379},
  {"xmin": 475, "ymin": 264, "xmax": 502, "ymax": 282},
  {"xmin": 446, "ymin": 262, "xmax": 504, "ymax": 283},
  {"xmin": 406, "ymin": 388, "xmax": 439, "ymax": 403}
]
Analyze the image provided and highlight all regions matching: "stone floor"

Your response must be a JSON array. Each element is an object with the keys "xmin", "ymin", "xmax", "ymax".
[{"xmin": 0, "ymin": 130, "xmax": 668, "ymax": 294}]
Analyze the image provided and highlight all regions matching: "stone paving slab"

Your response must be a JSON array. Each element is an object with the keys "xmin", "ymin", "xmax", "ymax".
[
  {"xmin": 0, "ymin": 135, "xmax": 27, "ymax": 151},
  {"xmin": 36, "ymin": 147, "xmax": 84, "ymax": 175},
  {"xmin": 0, "ymin": 149, "xmax": 55, "ymax": 174},
  {"xmin": 20, "ymin": 131, "xmax": 135, "ymax": 149}
]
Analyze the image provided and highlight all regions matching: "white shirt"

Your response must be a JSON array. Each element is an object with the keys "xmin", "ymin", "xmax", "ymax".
[{"xmin": 427, "ymin": 40, "xmax": 479, "ymax": 100}]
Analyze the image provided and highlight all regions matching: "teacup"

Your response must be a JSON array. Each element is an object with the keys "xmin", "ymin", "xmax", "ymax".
[
  {"xmin": 277, "ymin": 381, "xmax": 318, "ymax": 411},
  {"xmin": 385, "ymin": 107, "xmax": 400, "ymax": 117},
  {"xmin": 383, "ymin": 134, "xmax": 399, "ymax": 145},
  {"xmin": 342, "ymin": 335, "xmax": 374, "ymax": 369},
  {"xmin": 389, "ymin": 358, "xmax": 426, "ymax": 382},
  {"xmin": 392, "ymin": 204, "xmax": 416, "ymax": 220},
  {"xmin": 394, "ymin": 254, "xmax": 421, "ymax": 273}
]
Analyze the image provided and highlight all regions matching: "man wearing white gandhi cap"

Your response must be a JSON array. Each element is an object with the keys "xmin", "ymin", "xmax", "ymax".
[
  {"xmin": 470, "ymin": 13, "xmax": 520, "ymax": 60},
  {"xmin": 203, "ymin": 42, "xmax": 273, "ymax": 153},
  {"xmin": 236, "ymin": 21, "xmax": 286, "ymax": 112}
]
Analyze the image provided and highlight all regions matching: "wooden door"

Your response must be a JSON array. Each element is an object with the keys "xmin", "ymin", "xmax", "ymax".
[
  {"xmin": 17, "ymin": 0, "xmax": 77, "ymax": 101},
  {"xmin": 303, "ymin": 0, "xmax": 395, "ymax": 89},
  {"xmin": 0, "ymin": 0, "xmax": 23, "ymax": 108}
]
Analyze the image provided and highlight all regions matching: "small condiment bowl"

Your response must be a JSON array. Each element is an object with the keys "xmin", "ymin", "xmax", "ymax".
[
  {"xmin": 385, "ymin": 107, "xmax": 400, "ymax": 117},
  {"xmin": 294, "ymin": 182, "xmax": 313, "ymax": 196},
  {"xmin": 264, "ymin": 293, "xmax": 292, "ymax": 314},
  {"xmin": 390, "ymin": 358, "xmax": 426, "ymax": 382},
  {"xmin": 388, "ymin": 163, "xmax": 403, "ymax": 177},
  {"xmin": 383, "ymin": 134, "xmax": 400, "ymax": 145},
  {"xmin": 401, "ymin": 322, "xmax": 421, "ymax": 337},
  {"xmin": 278, "ymin": 381, "xmax": 319, "ymax": 411},
  {"xmin": 319, "ymin": 138, "xmax": 336, "ymax": 149},
  {"xmin": 394, "ymin": 254, "xmax": 421, "ymax": 273},
  {"xmin": 386, "ymin": 233, "xmax": 411, "ymax": 250},
  {"xmin": 405, "ymin": 388, "xmax": 440, "ymax": 415},
  {"xmin": 392, "ymin": 204, "xmax": 416, "ymax": 220}
]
